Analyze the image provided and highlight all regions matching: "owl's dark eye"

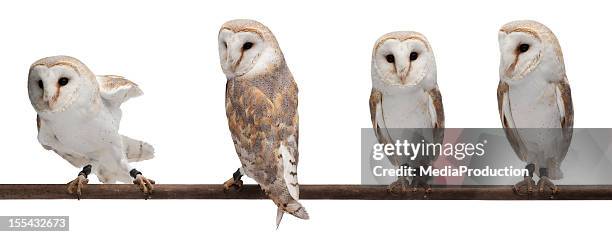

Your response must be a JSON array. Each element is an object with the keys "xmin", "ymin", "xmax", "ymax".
[
  {"xmin": 518, "ymin": 44, "xmax": 530, "ymax": 53},
  {"xmin": 38, "ymin": 80, "xmax": 44, "ymax": 89},
  {"xmin": 223, "ymin": 42, "xmax": 227, "ymax": 48},
  {"xmin": 58, "ymin": 77, "xmax": 70, "ymax": 87},
  {"xmin": 242, "ymin": 42, "xmax": 253, "ymax": 50},
  {"xmin": 385, "ymin": 54, "xmax": 395, "ymax": 63},
  {"xmin": 409, "ymin": 52, "xmax": 419, "ymax": 61}
]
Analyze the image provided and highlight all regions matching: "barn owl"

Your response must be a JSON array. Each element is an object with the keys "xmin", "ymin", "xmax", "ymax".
[
  {"xmin": 218, "ymin": 19, "xmax": 308, "ymax": 227},
  {"xmin": 28, "ymin": 56, "xmax": 156, "ymax": 199},
  {"xmin": 369, "ymin": 31, "xmax": 445, "ymax": 194},
  {"xmin": 497, "ymin": 20, "xmax": 573, "ymax": 195}
]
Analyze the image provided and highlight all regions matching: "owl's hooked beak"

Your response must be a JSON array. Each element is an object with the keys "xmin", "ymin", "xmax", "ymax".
[
  {"xmin": 397, "ymin": 64, "xmax": 411, "ymax": 85},
  {"xmin": 42, "ymin": 86, "xmax": 59, "ymax": 109},
  {"xmin": 229, "ymin": 56, "xmax": 242, "ymax": 72},
  {"xmin": 504, "ymin": 57, "xmax": 519, "ymax": 78}
]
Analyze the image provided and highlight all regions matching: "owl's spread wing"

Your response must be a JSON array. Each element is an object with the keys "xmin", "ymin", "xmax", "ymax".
[
  {"xmin": 497, "ymin": 81, "xmax": 527, "ymax": 161},
  {"xmin": 226, "ymin": 78, "xmax": 300, "ymax": 200},
  {"xmin": 96, "ymin": 75, "xmax": 143, "ymax": 108},
  {"xmin": 427, "ymin": 87, "xmax": 445, "ymax": 144}
]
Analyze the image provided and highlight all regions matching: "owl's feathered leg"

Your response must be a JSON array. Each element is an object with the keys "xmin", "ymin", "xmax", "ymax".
[
  {"xmin": 513, "ymin": 163, "xmax": 536, "ymax": 195},
  {"xmin": 537, "ymin": 168, "xmax": 559, "ymax": 197},
  {"xmin": 67, "ymin": 164, "xmax": 91, "ymax": 200},
  {"xmin": 223, "ymin": 168, "xmax": 244, "ymax": 191},
  {"xmin": 130, "ymin": 169, "xmax": 155, "ymax": 199},
  {"xmin": 388, "ymin": 164, "xmax": 410, "ymax": 194}
]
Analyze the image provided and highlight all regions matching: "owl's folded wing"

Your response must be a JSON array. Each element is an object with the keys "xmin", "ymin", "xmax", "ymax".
[
  {"xmin": 497, "ymin": 81, "xmax": 527, "ymax": 161},
  {"xmin": 227, "ymin": 80, "xmax": 301, "ymax": 200},
  {"xmin": 96, "ymin": 75, "xmax": 143, "ymax": 107},
  {"xmin": 427, "ymin": 87, "xmax": 445, "ymax": 144},
  {"xmin": 555, "ymin": 78, "xmax": 574, "ymax": 162},
  {"xmin": 369, "ymin": 88, "xmax": 392, "ymax": 145},
  {"xmin": 555, "ymin": 78, "xmax": 573, "ymax": 135},
  {"xmin": 276, "ymin": 82, "xmax": 300, "ymax": 201}
]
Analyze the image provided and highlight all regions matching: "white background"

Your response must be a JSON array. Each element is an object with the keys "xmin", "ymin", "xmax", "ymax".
[{"xmin": 0, "ymin": 0, "xmax": 611, "ymax": 236}]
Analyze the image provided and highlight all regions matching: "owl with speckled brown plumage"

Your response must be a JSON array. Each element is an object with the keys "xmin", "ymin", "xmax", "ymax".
[{"xmin": 218, "ymin": 19, "xmax": 308, "ymax": 228}]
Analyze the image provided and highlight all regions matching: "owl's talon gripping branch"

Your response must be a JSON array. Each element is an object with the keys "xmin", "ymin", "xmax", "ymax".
[
  {"xmin": 411, "ymin": 175, "xmax": 432, "ymax": 194},
  {"xmin": 387, "ymin": 176, "xmax": 410, "ymax": 194},
  {"xmin": 131, "ymin": 169, "xmax": 155, "ymax": 199},
  {"xmin": 67, "ymin": 164, "xmax": 91, "ymax": 200},
  {"xmin": 513, "ymin": 164, "xmax": 536, "ymax": 195},
  {"xmin": 537, "ymin": 168, "xmax": 559, "ymax": 197},
  {"xmin": 223, "ymin": 168, "xmax": 244, "ymax": 191}
]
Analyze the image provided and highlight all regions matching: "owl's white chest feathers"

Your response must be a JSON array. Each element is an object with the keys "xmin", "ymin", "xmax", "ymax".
[
  {"xmin": 507, "ymin": 72, "xmax": 564, "ymax": 160},
  {"xmin": 507, "ymin": 74, "xmax": 561, "ymax": 129},
  {"xmin": 380, "ymin": 88, "xmax": 432, "ymax": 129},
  {"xmin": 38, "ymin": 101, "xmax": 121, "ymax": 156},
  {"xmin": 376, "ymin": 86, "xmax": 436, "ymax": 167}
]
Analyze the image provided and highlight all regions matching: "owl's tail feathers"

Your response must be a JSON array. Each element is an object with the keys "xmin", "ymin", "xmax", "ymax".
[
  {"xmin": 122, "ymin": 135, "xmax": 155, "ymax": 162},
  {"xmin": 276, "ymin": 199, "xmax": 309, "ymax": 228}
]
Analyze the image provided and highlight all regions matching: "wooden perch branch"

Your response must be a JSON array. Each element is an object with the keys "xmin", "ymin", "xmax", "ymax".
[{"xmin": 0, "ymin": 185, "xmax": 611, "ymax": 200}]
